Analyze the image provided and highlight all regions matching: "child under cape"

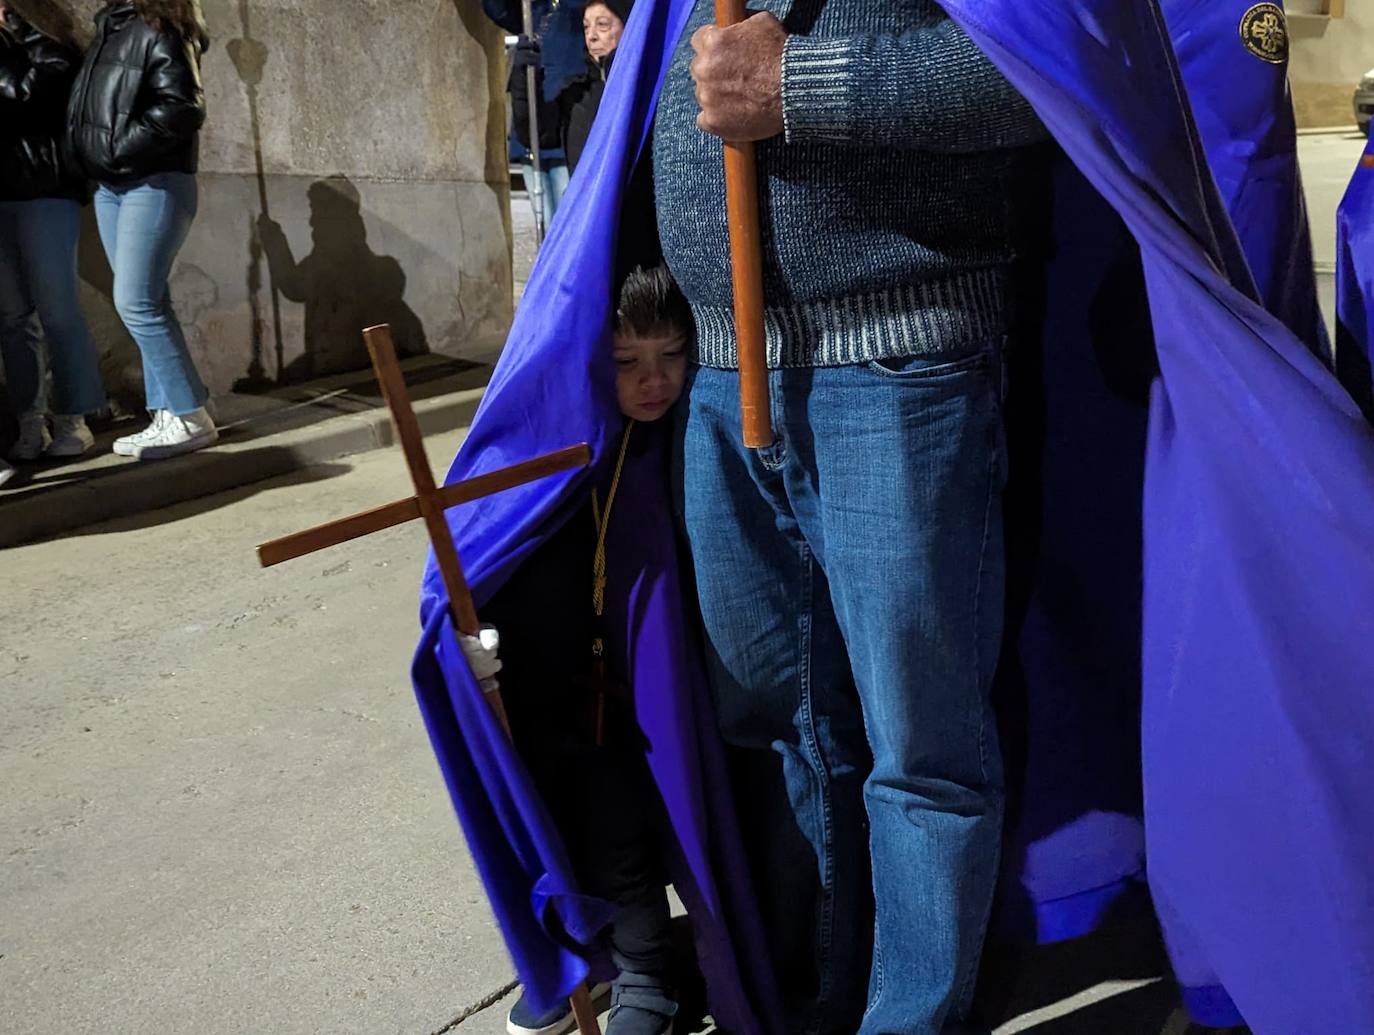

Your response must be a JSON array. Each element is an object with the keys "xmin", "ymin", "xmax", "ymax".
[{"xmin": 463, "ymin": 258, "xmax": 694, "ymax": 1035}]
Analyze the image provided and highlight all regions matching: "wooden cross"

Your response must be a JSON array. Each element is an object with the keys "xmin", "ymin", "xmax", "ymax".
[{"xmin": 257, "ymin": 323, "xmax": 605, "ymax": 1034}]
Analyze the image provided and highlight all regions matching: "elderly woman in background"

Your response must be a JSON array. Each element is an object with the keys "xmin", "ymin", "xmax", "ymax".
[{"xmin": 558, "ymin": 0, "xmax": 632, "ymax": 173}]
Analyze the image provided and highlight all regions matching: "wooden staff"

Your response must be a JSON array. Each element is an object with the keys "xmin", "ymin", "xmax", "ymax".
[{"xmin": 714, "ymin": 0, "xmax": 773, "ymax": 448}]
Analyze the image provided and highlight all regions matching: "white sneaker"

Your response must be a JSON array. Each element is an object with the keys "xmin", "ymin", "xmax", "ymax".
[
  {"xmin": 113, "ymin": 411, "xmax": 168, "ymax": 457},
  {"xmin": 0, "ymin": 458, "xmax": 14, "ymax": 488},
  {"xmin": 8, "ymin": 412, "xmax": 50, "ymax": 461},
  {"xmin": 135, "ymin": 406, "xmax": 219, "ymax": 461},
  {"xmin": 46, "ymin": 414, "xmax": 96, "ymax": 458}
]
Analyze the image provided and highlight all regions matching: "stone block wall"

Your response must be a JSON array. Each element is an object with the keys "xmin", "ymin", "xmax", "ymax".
[
  {"xmin": 1288, "ymin": 1, "xmax": 1374, "ymax": 129},
  {"xmin": 65, "ymin": 0, "xmax": 512, "ymax": 410}
]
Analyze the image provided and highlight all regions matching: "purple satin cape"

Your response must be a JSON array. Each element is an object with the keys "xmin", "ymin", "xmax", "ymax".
[
  {"xmin": 1164, "ymin": 0, "xmax": 1328, "ymax": 355},
  {"xmin": 412, "ymin": 2, "xmax": 780, "ymax": 1030},
  {"xmin": 945, "ymin": 2, "xmax": 1374, "ymax": 1029}
]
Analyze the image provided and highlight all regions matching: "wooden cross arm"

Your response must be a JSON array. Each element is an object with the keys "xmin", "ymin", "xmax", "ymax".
[{"xmin": 256, "ymin": 443, "xmax": 592, "ymax": 568}]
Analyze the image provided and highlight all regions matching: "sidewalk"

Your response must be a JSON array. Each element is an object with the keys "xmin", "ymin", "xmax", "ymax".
[
  {"xmin": 1297, "ymin": 127, "xmax": 1368, "ymax": 342},
  {"xmin": 0, "ymin": 354, "xmax": 490, "ymax": 549}
]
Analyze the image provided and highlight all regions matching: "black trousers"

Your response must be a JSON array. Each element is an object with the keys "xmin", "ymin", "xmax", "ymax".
[
  {"xmin": 509, "ymin": 682, "xmax": 674, "ymax": 980},
  {"xmin": 485, "ymin": 503, "xmax": 674, "ymax": 982}
]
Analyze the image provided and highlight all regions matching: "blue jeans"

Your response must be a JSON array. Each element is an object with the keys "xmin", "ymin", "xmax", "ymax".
[
  {"xmin": 676, "ymin": 342, "xmax": 1008, "ymax": 1035},
  {"xmin": 0, "ymin": 198, "xmax": 107, "ymax": 416},
  {"xmin": 520, "ymin": 160, "xmax": 570, "ymax": 229},
  {"xmin": 94, "ymin": 173, "xmax": 207, "ymax": 415}
]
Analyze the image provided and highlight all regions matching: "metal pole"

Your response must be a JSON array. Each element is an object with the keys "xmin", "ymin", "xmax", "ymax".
[
  {"xmin": 229, "ymin": 0, "xmax": 285, "ymax": 385},
  {"xmin": 520, "ymin": 0, "xmax": 547, "ymax": 244}
]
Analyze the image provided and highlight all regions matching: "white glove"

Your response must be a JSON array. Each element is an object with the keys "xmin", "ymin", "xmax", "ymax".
[{"xmin": 458, "ymin": 624, "xmax": 502, "ymax": 695}]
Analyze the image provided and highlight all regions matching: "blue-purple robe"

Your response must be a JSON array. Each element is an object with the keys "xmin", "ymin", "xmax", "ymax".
[
  {"xmin": 1165, "ymin": 0, "xmax": 1328, "ymax": 355},
  {"xmin": 411, "ymin": 2, "xmax": 1374, "ymax": 1031},
  {"xmin": 942, "ymin": 2, "xmax": 1374, "ymax": 1029}
]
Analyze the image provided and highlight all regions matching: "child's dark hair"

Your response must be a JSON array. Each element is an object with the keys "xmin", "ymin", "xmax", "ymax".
[{"xmin": 615, "ymin": 262, "xmax": 691, "ymax": 340}]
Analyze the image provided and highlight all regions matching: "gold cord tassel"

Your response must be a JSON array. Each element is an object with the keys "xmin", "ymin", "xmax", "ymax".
[
  {"xmin": 589, "ymin": 421, "xmax": 635, "ymax": 747},
  {"xmin": 591, "ymin": 420, "xmax": 635, "ymax": 619}
]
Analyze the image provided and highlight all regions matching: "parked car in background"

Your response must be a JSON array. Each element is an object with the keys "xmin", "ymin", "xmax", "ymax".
[{"xmin": 1357, "ymin": 66, "xmax": 1373, "ymax": 137}]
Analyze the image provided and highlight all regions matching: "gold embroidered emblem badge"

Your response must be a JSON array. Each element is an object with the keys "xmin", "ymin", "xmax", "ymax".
[{"xmin": 1240, "ymin": 3, "xmax": 1289, "ymax": 65}]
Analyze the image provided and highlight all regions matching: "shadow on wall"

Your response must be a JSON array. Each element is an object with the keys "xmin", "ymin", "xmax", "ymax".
[{"xmin": 255, "ymin": 176, "xmax": 429, "ymax": 384}]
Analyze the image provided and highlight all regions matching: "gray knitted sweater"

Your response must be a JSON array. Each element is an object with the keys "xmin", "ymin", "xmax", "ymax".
[{"xmin": 652, "ymin": 0, "xmax": 1046, "ymax": 369}]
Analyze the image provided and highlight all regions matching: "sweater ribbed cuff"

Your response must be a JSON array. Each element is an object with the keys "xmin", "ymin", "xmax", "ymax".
[
  {"xmin": 781, "ymin": 35, "xmax": 856, "ymax": 144},
  {"xmin": 688, "ymin": 268, "xmax": 1010, "ymax": 370}
]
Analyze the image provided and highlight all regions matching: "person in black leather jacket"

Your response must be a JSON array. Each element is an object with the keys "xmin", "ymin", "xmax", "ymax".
[
  {"xmin": 67, "ymin": 0, "xmax": 215, "ymax": 461},
  {"xmin": 0, "ymin": 0, "xmax": 106, "ymax": 462}
]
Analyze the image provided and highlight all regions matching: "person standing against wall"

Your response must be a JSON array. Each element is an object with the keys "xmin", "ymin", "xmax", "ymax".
[
  {"xmin": 557, "ymin": 0, "xmax": 631, "ymax": 174},
  {"xmin": 67, "ymin": 0, "xmax": 215, "ymax": 461},
  {"xmin": 0, "ymin": 0, "xmax": 107, "ymax": 462},
  {"xmin": 482, "ymin": 0, "xmax": 585, "ymax": 231}
]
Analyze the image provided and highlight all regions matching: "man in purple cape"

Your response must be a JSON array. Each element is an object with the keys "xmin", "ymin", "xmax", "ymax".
[
  {"xmin": 412, "ymin": 0, "xmax": 1374, "ymax": 1031},
  {"xmin": 997, "ymin": 4, "xmax": 1348, "ymax": 1027}
]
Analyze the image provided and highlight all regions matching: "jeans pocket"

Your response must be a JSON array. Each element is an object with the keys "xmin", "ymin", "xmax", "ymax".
[{"xmin": 865, "ymin": 342, "xmax": 994, "ymax": 382}]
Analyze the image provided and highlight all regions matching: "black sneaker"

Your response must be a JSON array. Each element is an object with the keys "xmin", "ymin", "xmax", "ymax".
[
  {"xmin": 506, "ymin": 984, "xmax": 611, "ymax": 1035},
  {"xmin": 605, "ymin": 973, "xmax": 677, "ymax": 1035}
]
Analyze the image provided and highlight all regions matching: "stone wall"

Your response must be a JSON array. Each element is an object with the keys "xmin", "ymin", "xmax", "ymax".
[
  {"xmin": 1288, "ymin": 1, "xmax": 1374, "ymax": 129},
  {"xmin": 67, "ymin": 0, "xmax": 512, "ymax": 409}
]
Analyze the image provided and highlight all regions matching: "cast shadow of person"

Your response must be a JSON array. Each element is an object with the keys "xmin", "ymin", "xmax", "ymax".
[{"xmin": 257, "ymin": 176, "xmax": 428, "ymax": 383}]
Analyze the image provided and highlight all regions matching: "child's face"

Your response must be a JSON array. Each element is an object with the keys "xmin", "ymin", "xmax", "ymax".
[{"xmin": 613, "ymin": 327, "xmax": 687, "ymax": 422}]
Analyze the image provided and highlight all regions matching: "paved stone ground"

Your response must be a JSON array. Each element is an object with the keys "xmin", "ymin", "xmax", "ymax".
[
  {"xmin": 0, "ymin": 355, "xmax": 489, "ymax": 549},
  {"xmin": 0, "ymin": 430, "xmax": 1199, "ymax": 1035},
  {"xmin": 510, "ymin": 189, "xmax": 539, "ymax": 304},
  {"xmin": 1, "ymin": 429, "xmax": 516, "ymax": 1035}
]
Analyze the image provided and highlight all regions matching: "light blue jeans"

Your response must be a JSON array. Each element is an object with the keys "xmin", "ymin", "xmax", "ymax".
[
  {"xmin": 520, "ymin": 160, "xmax": 570, "ymax": 230},
  {"xmin": 94, "ymin": 172, "xmax": 207, "ymax": 415},
  {"xmin": 0, "ymin": 198, "xmax": 107, "ymax": 416},
  {"xmin": 677, "ymin": 339, "xmax": 1009, "ymax": 1035}
]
